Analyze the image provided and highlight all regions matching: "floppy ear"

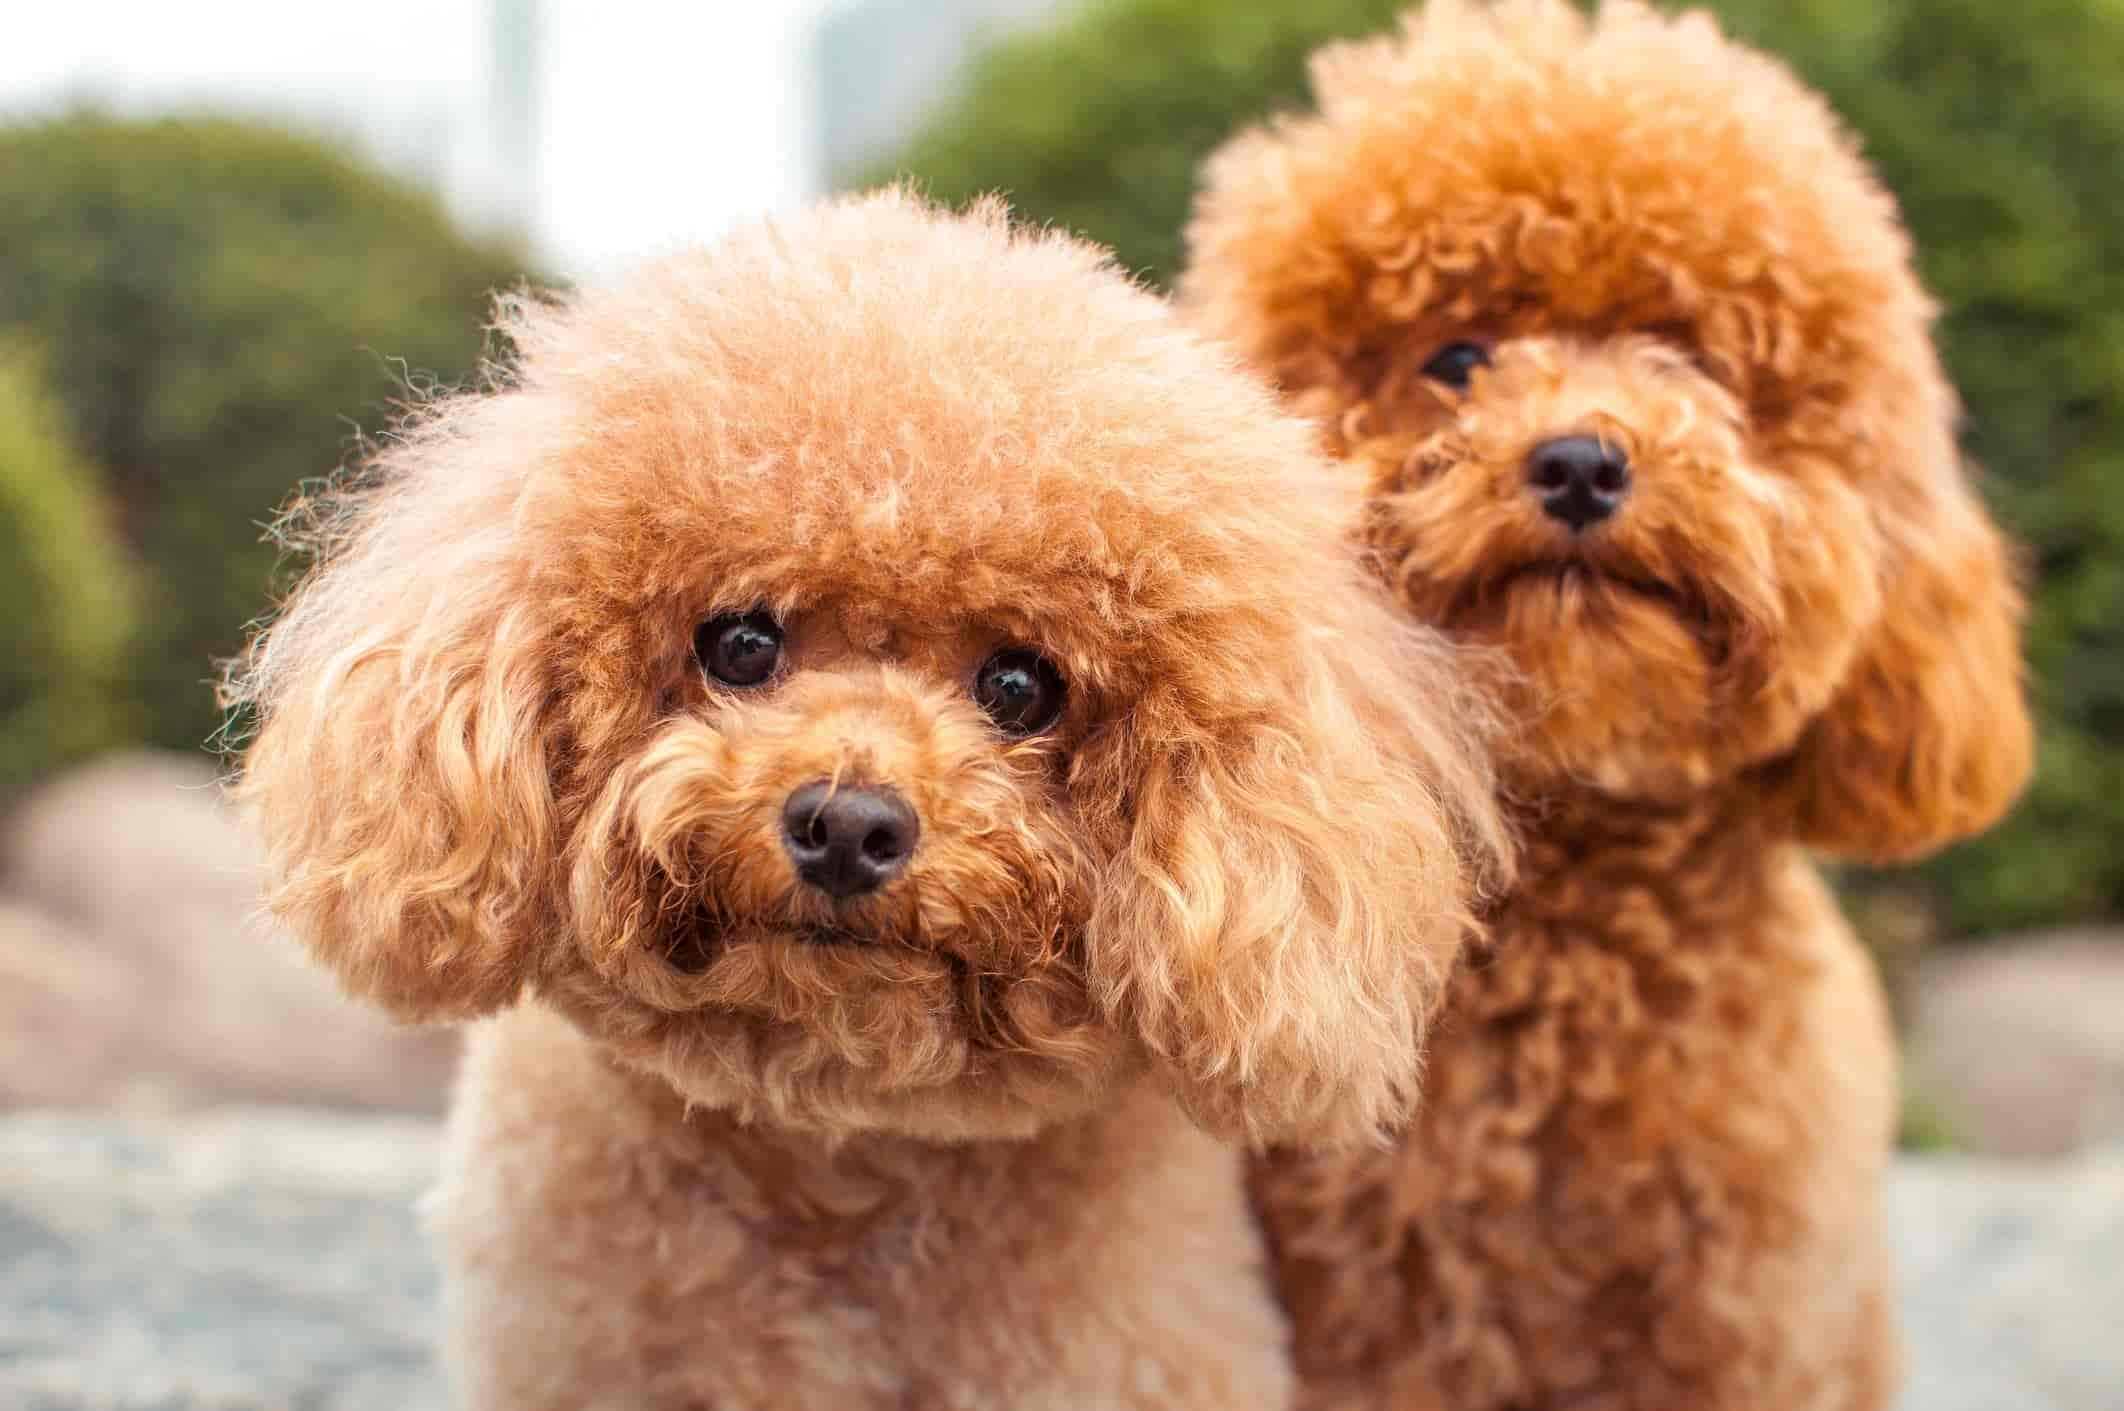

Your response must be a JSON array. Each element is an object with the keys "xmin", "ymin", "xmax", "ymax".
[
  {"xmin": 1772, "ymin": 462, "xmax": 2033, "ymax": 864},
  {"xmin": 226, "ymin": 450, "xmax": 558, "ymax": 1021},
  {"xmin": 1088, "ymin": 582, "xmax": 1508, "ymax": 1148}
]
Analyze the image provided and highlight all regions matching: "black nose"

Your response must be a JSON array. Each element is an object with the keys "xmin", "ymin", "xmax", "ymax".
[
  {"xmin": 781, "ymin": 782, "xmax": 920, "ymax": 899},
  {"xmin": 1527, "ymin": 436, "xmax": 1631, "ymax": 531}
]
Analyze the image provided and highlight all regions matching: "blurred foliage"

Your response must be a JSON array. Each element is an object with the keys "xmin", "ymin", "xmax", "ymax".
[
  {"xmin": 1896, "ymin": 1085, "xmax": 1962, "ymax": 1154},
  {"xmin": 0, "ymin": 112, "xmax": 532, "ymax": 757},
  {"xmin": 860, "ymin": 0, "xmax": 1400, "ymax": 286},
  {"xmin": 874, "ymin": 0, "xmax": 2124, "ymax": 936},
  {"xmin": 0, "ymin": 341, "xmax": 135, "ymax": 801}
]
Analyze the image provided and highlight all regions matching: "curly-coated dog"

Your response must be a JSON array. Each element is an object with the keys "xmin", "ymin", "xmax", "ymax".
[
  {"xmin": 1181, "ymin": 3, "xmax": 2033, "ymax": 1408},
  {"xmin": 226, "ymin": 191, "xmax": 1507, "ymax": 1410}
]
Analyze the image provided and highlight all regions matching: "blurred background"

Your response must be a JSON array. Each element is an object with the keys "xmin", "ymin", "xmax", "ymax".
[{"xmin": 0, "ymin": 0, "xmax": 2117, "ymax": 1406}]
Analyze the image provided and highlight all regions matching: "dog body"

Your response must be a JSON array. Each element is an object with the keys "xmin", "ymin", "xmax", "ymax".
[
  {"xmin": 232, "ymin": 193, "xmax": 1505, "ymax": 1409},
  {"xmin": 437, "ymin": 1008, "xmax": 1291, "ymax": 1410},
  {"xmin": 1183, "ymin": 3, "xmax": 2032, "ymax": 1407},
  {"xmin": 1246, "ymin": 799, "xmax": 1900, "ymax": 1410}
]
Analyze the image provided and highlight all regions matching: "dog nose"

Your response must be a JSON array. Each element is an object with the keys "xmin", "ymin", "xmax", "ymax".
[
  {"xmin": 781, "ymin": 782, "xmax": 920, "ymax": 899},
  {"xmin": 1527, "ymin": 436, "xmax": 1631, "ymax": 531}
]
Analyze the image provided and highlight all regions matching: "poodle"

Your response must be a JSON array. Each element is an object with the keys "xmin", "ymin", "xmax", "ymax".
[
  {"xmin": 224, "ymin": 191, "xmax": 1508, "ymax": 1410},
  {"xmin": 1180, "ymin": 3, "xmax": 2033, "ymax": 1408}
]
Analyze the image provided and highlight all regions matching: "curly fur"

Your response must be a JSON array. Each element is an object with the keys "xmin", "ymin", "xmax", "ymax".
[
  {"xmin": 227, "ymin": 190, "xmax": 1507, "ymax": 1409},
  {"xmin": 1180, "ymin": 3, "xmax": 2033, "ymax": 1408}
]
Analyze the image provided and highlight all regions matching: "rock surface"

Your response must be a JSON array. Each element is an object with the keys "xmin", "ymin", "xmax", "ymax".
[
  {"xmin": 2, "ymin": 1110, "xmax": 2119, "ymax": 1411},
  {"xmin": 1890, "ymin": 1144, "xmax": 2124, "ymax": 1411},
  {"xmin": 1, "ymin": 1111, "xmax": 442, "ymax": 1411},
  {"xmin": 1907, "ymin": 931, "xmax": 2124, "ymax": 1158},
  {"xmin": 0, "ymin": 752, "xmax": 457, "ymax": 1114}
]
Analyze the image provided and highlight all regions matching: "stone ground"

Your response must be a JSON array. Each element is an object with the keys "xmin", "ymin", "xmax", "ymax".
[
  {"xmin": 1892, "ymin": 1146, "xmax": 2124, "ymax": 1411},
  {"xmin": 2, "ymin": 1111, "xmax": 2119, "ymax": 1411},
  {"xmin": 1, "ymin": 1112, "xmax": 440, "ymax": 1411}
]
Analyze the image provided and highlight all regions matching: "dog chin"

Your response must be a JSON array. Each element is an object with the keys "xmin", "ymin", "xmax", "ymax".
[
  {"xmin": 643, "ymin": 1014, "xmax": 1131, "ymax": 1144},
  {"xmin": 1456, "ymin": 566, "xmax": 1738, "ymax": 796},
  {"xmin": 584, "ymin": 910, "xmax": 1127, "ymax": 1141},
  {"xmin": 1469, "ymin": 560, "xmax": 1715, "ymax": 634}
]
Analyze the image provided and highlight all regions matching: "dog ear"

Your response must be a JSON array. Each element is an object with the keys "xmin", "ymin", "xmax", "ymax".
[
  {"xmin": 1087, "ymin": 577, "xmax": 1508, "ymax": 1147},
  {"xmin": 1770, "ymin": 451, "xmax": 2033, "ymax": 863},
  {"xmin": 227, "ymin": 443, "xmax": 557, "ymax": 1021}
]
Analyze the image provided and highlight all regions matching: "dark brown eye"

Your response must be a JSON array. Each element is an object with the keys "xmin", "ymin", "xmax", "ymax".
[
  {"xmin": 1420, "ymin": 341, "xmax": 1491, "ymax": 390},
  {"xmin": 695, "ymin": 611, "xmax": 782, "ymax": 687},
  {"xmin": 973, "ymin": 648, "xmax": 1067, "ymax": 736}
]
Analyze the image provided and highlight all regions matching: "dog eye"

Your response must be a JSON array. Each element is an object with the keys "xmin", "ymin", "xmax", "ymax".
[
  {"xmin": 695, "ymin": 611, "xmax": 782, "ymax": 688},
  {"xmin": 973, "ymin": 648, "xmax": 1067, "ymax": 736},
  {"xmin": 1420, "ymin": 341, "xmax": 1491, "ymax": 390}
]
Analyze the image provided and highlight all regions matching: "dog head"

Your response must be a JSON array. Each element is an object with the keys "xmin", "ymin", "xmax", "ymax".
[
  {"xmin": 230, "ymin": 192, "xmax": 1505, "ymax": 1144},
  {"xmin": 1183, "ymin": 0, "xmax": 2030, "ymax": 855}
]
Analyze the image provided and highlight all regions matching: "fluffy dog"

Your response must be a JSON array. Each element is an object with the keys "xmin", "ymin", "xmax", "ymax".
[
  {"xmin": 1181, "ymin": 3, "xmax": 2033, "ymax": 1408},
  {"xmin": 226, "ymin": 192, "xmax": 1506, "ymax": 1410}
]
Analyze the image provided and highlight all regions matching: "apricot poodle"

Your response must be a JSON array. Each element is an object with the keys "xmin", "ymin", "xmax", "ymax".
[
  {"xmin": 1182, "ymin": 3, "xmax": 2033, "ymax": 1408},
  {"xmin": 226, "ymin": 191, "xmax": 1507, "ymax": 1409}
]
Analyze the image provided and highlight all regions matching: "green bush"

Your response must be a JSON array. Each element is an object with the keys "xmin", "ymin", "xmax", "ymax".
[
  {"xmin": 873, "ymin": 0, "xmax": 2124, "ymax": 936},
  {"xmin": 0, "ymin": 112, "xmax": 533, "ymax": 757},
  {"xmin": 862, "ymin": 0, "xmax": 1404, "ymax": 286},
  {"xmin": 0, "ymin": 342, "xmax": 135, "ymax": 801}
]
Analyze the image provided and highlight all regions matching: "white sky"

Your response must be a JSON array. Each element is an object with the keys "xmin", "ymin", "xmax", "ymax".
[{"xmin": 0, "ymin": 0, "xmax": 831, "ymax": 275}]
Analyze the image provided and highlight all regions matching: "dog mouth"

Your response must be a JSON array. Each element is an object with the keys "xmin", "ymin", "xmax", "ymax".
[
  {"xmin": 654, "ymin": 910, "xmax": 1059, "ymax": 1057},
  {"xmin": 626, "ymin": 879, "xmax": 1101, "ymax": 1068},
  {"xmin": 793, "ymin": 925, "xmax": 882, "ymax": 949},
  {"xmin": 1457, "ymin": 559, "xmax": 1711, "ymax": 626},
  {"xmin": 662, "ymin": 914, "xmax": 891, "ymax": 973},
  {"xmin": 1442, "ymin": 557, "xmax": 1747, "ymax": 679}
]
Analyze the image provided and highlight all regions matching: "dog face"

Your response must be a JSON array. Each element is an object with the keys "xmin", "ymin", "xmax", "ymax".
[
  {"xmin": 1182, "ymin": 0, "xmax": 2030, "ymax": 854},
  {"xmin": 231, "ymin": 193, "xmax": 1505, "ymax": 1144}
]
